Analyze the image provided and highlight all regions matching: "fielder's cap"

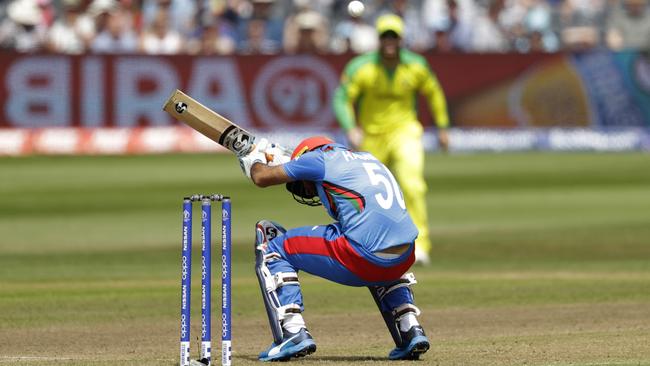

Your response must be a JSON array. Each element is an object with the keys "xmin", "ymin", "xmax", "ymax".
[
  {"xmin": 7, "ymin": 0, "xmax": 41, "ymax": 26},
  {"xmin": 376, "ymin": 13, "xmax": 404, "ymax": 37}
]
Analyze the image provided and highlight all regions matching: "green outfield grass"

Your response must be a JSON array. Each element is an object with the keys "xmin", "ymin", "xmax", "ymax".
[{"xmin": 0, "ymin": 152, "xmax": 649, "ymax": 365}]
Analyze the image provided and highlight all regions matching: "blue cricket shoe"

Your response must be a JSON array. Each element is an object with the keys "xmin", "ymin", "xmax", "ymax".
[
  {"xmin": 258, "ymin": 328, "xmax": 317, "ymax": 362},
  {"xmin": 388, "ymin": 325, "xmax": 430, "ymax": 360}
]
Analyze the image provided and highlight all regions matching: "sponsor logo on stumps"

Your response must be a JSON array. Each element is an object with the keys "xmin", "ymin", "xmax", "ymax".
[{"xmin": 180, "ymin": 195, "xmax": 231, "ymax": 366}]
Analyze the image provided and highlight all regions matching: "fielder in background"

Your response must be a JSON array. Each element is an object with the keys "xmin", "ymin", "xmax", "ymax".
[
  {"xmin": 238, "ymin": 136, "xmax": 430, "ymax": 362},
  {"xmin": 332, "ymin": 13, "xmax": 451, "ymax": 265}
]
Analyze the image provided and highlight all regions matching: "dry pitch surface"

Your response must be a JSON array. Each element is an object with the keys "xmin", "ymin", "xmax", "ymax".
[{"xmin": 1, "ymin": 280, "xmax": 648, "ymax": 365}]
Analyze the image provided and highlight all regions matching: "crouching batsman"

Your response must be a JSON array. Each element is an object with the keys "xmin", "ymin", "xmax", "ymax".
[{"xmin": 239, "ymin": 136, "xmax": 429, "ymax": 361}]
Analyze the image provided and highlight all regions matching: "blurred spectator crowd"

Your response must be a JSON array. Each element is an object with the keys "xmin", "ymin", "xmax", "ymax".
[{"xmin": 0, "ymin": 0, "xmax": 648, "ymax": 55}]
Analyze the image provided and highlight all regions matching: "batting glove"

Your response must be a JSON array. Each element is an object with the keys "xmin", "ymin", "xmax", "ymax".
[
  {"xmin": 239, "ymin": 138, "xmax": 268, "ymax": 179},
  {"xmin": 265, "ymin": 143, "xmax": 292, "ymax": 166}
]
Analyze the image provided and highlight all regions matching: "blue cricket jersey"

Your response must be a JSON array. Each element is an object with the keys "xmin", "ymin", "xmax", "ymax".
[{"xmin": 283, "ymin": 143, "xmax": 418, "ymax": 253}]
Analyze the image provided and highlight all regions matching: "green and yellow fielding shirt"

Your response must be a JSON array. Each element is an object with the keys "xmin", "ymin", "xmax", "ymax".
[{"xmin": 333, "ymin": 50, "xmax": 449, "ymax": 135}]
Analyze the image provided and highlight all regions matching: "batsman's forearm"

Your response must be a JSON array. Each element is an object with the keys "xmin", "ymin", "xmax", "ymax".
[
  {"xmin": 251, "ymin": 164, "xmax": 291, "ymax": 188},
  {"xmin": 333, "ymin": 86, "xmax": 356, "ymax": 131}
]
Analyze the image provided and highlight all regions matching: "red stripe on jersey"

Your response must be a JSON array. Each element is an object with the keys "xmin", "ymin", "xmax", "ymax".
[
  {"xmin": 324, "ymin": 190, "xmax": 337, "ymax": 214},
  {"xmin": 322, "ymin": 181, "xmax": 365, "ymax": 213},
  {"xmin": 283, "ymin": 235, "xmax": 414, "ymax": 283}
]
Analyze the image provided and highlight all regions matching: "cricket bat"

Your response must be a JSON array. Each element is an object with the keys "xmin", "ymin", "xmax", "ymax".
[{"xmin": 162, "ymin": 89, "xmax": 256, "ymax": 157}]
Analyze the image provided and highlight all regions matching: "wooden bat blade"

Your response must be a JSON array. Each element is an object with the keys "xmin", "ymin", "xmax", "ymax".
[{"xmin": 162, "ymin": 89, "xmax": 255, "ymax": 156}]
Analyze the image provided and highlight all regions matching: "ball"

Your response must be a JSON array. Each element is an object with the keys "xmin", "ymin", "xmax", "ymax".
[{"xmin": 347, "ymin": 0, "xmax": 365, "ymax": 18}]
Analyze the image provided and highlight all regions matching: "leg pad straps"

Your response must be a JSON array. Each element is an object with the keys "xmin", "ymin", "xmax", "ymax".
[
  {"xmin": 393, "ymin": 303, "xmax": 421, "ymax": 322},
  {"xmin": 278, "ymin": 303, "xmax": 302, "ymax": 317},
  {"xmin": 375, "ymin": 272, "xmax": 417, "ymax": 301},
  {"xmin": 261, "ymin": 265, "xmax": 300, "ymax": 292}
]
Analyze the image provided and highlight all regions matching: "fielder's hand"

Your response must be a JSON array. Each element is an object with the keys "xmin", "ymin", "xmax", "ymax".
[
  {"xmin": 264, "ymin": 143, "xmax": 291, "ymax": 166},
  {"xmin": 346, "ymin": 126, "xmax": 364, "ymax": 150},
  {"xmin": 438, "ymin": 129, "xmax": 449, "ymax": 153},
  {"xmin": 239, "ymin": 138, "xmax": 268, "ymax": 179}
]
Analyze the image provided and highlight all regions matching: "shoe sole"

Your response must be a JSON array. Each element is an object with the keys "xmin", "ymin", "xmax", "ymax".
[
  {"xmin": 404, "ymin": 340, "xmax": 430, "ymax": 360},
  {"xmin": 288, "ymin": 343, "xmax": 317, "ymax": 359},
  {"xmin": 260, "ymin": 341, "xmax": 317, "ymax": 362},
  {"xmin": 389, "ymin": 336, "xmax": 430, "ymax": 360}
]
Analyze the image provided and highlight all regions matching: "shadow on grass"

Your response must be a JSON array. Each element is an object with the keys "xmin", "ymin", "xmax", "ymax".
[{"xmin": 237, "ymin": 354, "xmax": 388, "ymax": 362}]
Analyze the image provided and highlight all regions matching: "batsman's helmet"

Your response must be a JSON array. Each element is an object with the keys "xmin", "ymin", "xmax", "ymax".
[
  {"xmin": 286, "ymin": 136, "xmax": 334, "ymax": 206},
  {"xmin": 290, "ymin": 136, "xmax": 335, "ymax": 160}
]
